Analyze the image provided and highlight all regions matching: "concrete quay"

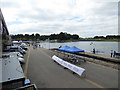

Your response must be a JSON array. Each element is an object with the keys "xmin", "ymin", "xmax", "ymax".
[
  {"xmin": 24, "ymin": 47, "xmax": 118, "ymax": 88},
  {"xmin": 78, "ymin": 52, "xmax": 120, "ymax": 64},
  {"xmin": 52, "ymin": 48, "xmax": 120, "ymax": 64}
]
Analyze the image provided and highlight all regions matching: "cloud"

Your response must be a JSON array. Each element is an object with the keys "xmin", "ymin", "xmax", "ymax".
[{"xmin": 1, "ymin": 0, "xmax": 118, "ymax": 37}]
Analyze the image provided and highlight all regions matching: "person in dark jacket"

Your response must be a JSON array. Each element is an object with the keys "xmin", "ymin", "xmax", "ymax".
[
  {"xmin": 113, "ymin": 51, "xmax": 116, "ymax": 57},
  {"xmin": 111, "ymin": 50, "xmax": 113, "ymax": 57},
  {"xmin": 93, "ymin": 48, "xmax": 95, "ymax": 54}
]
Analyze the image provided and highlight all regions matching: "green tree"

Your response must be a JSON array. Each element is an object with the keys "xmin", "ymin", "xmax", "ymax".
[
  {"xmin": 72, "ymin": 34, "xmax": 79, "ymax": 40},
  {"xmin": 35, "ymin": 33, "xmax": 40, "ymax": 40}
]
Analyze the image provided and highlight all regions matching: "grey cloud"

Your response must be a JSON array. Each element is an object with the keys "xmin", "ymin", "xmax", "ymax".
[
  {"xmin": 17, "ymin": 8, "xmax": 67, "ymax": 23},
  {"xmin": 92, "ymin": 2, "xmax": 118, "ymax": 16},
  {"xmin": 1, "ymin": 1, "xmax": 20, "ymax": 8},
  {"xmin": 2, "ymin": 0, "xmax": 118, "ymax": 37},
  {"xmin": 10, "ymin": 23, "xmax": 64, "ymax": 34}
]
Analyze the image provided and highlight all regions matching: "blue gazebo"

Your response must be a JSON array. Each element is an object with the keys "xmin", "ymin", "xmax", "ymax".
[{"xmin": 59, "ymin": 45, "xmax": 84, "ymax": 53}]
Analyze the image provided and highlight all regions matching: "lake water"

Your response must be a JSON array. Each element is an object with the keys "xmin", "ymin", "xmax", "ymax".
[{"xmin": 39, "ymin": 41, "xmax": 119, "ymax": 56}]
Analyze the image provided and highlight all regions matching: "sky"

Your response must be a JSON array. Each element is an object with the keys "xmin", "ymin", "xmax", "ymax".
[{"xmin": 1, "ymin": 0, "xmax": 119, "ymax": 38}]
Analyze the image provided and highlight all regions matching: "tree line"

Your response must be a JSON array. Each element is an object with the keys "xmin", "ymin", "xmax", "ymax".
[
  {"xmin": 11, "ymin": 32, "xmax": 80, "ymax": 41},
  {"xmin": 94, "ymin": 35, "xmax": 120, "ymax": 39},
  {"xmin": 11, "ymin": 32, "xmax": 120, "ymax": 42}
]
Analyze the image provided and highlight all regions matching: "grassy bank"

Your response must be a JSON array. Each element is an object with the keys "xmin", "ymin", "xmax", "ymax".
[
  {"xmin": 50, "ymin": 39, "xmax": 120, "ymax": 43},
  {"xmin": 79, "ymin": 38, "xmax": 120, "ymax": 42}
]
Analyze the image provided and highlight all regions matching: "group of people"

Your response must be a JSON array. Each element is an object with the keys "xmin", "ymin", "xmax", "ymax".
[
  {"xmin": 92, "ymin": 48, "xmax": 117, "ymax": 57},
  {"xmin": 33, "ymin": 44, "xmax": 37, "ymax": 49},
  {"xmin": 32, "ymin": 43, "xmax": 41, "ymax": 49},
  {"xmin": 111, "ymin": 50, "xmax": 116, "ymax": 57}
]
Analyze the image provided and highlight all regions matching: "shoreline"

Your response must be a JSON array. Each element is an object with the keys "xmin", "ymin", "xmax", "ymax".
[
  {"xmin": 50, "ymin": 48, "xmax": 119, "ymax": 70},
  {"xmin": 49, "ymin": 39, "xmax": 120, "ymax": 43}
]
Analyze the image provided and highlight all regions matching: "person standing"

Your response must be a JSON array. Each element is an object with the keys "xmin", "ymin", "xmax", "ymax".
[
  {"xmin": 59, "ymin": 45, "xmax": 62, "ymax": 48},
  {"xmin": 113, "ymin": 51, "xmax": 116, "ymax": 57},
  {"xmin": 111, "ymin": 50, "xmax": 113, "ymax": 57},
  {"xmin": 39, "ymin": 45, "xmax": 41, "ymax": 48},
  {"xmin": 93, "ymin": 48, "xmax": 95, "ymax": 54}
]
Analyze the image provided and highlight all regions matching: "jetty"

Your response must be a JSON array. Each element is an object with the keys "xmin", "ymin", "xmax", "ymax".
[
  {"xmin": 78, "ymin": 52, "xmax": 120, "ymax": 64},
  {"xmin": 51, "ymin": 48, "xmax": 120, "ymax": 64}
]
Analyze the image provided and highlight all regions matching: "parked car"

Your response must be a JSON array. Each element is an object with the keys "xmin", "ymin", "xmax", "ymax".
[
  {"xmin": 2, "ymin": 52, "xmax": 25, "ymax": 64},
  {"xmin": 17, "ymin": 52, "xmax": 24, "ymax": 58},
  {"xmin": 7, "ymin": 46, "xmax": 26, "ymax": 55},
  {"xmin": 18, "ymin": 57, "xmax": 25, "ymax": 64},
  {"xmin": 14, "ymin": 52, "xmax": 25, "ymax": 64},
  {"xmin": 19, "ymin": 44, "xmax": 28, "ymax": 50}
]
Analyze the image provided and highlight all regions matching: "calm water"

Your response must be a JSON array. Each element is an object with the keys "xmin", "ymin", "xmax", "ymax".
[{"xmin": 39, "ymin": 41, "xmax": 119, "ymax": 56}]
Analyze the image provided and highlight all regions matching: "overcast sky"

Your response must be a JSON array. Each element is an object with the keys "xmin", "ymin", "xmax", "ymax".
[{"xmin": 1, "ymin": 0, "xmax": 119, "ymax": 38}]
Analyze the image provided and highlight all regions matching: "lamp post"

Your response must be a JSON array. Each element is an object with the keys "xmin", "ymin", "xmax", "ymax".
[{"xmin": 90, "ymin": 42, "xmax": 95, "ymax": 53}]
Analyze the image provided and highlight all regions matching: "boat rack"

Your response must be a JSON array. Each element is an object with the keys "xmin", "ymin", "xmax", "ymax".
[{"xmin": 55, "ymin": 50, "xmax": 86, "ymax": 65}]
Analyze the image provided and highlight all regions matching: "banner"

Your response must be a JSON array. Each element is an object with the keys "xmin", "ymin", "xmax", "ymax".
[{"xmin": 52, "ymin": 55, "xmax": 85, "ymax": 76}]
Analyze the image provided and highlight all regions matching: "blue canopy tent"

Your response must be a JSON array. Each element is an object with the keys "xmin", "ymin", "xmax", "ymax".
[
  {"xmin": 58, "ymin": 45, "xmax": 86, "ymax": 63},
  {"xmin": 58, "ymin": 45, "xmax": 70, "ymax": 52},
  {"xmin": 67, "ymin": 46, "xmax": 84, "ymax": 53},
  {"xmin": 59, "ymin": 45, "xmax": 84, "ymax": 53}
]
